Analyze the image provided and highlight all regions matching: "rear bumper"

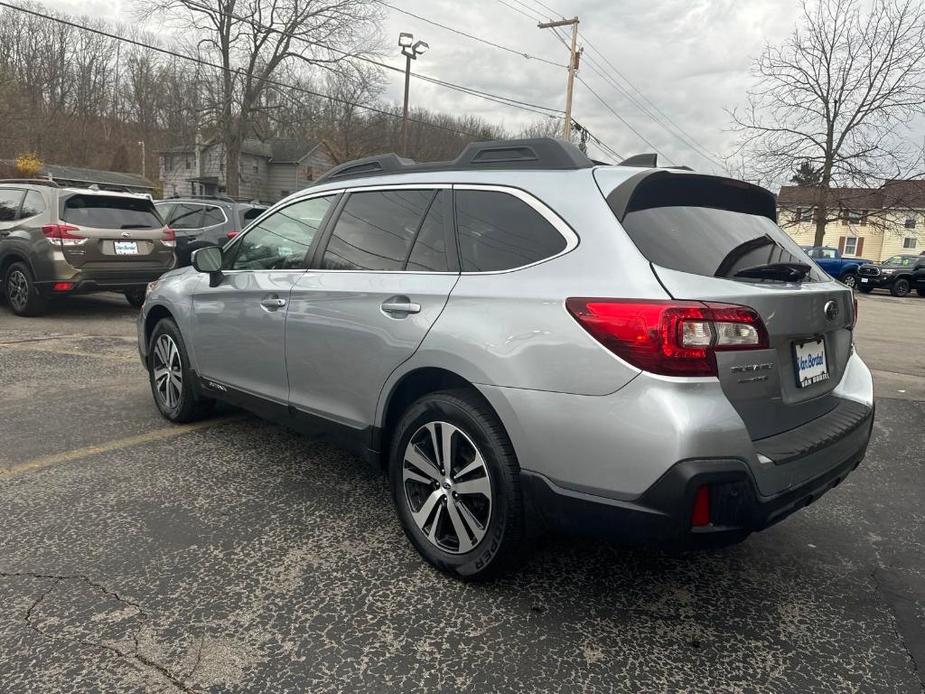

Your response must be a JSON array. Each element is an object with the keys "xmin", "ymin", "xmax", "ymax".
[
  {"xmin": 523, "ymin": 403, "xmax": 873, "ymax": 544},
  {"xmin": 35, "ymin": 268, "xmax": 171, "ymax": 294}
]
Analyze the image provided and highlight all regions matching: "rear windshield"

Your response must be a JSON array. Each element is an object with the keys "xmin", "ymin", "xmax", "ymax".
[
  {"xmin": 62, "ymin": 194, "xmax": 162, "ymax": 229},
  {"xmin": 607, "ymin": 173, "xmax": 825, "ymax": 282}
]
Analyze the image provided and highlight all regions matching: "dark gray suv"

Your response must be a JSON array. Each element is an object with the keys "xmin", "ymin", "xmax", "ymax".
[
  {"xmin": 155, "ymin": 196, "xmax": 267, "ymax": 266},
  {"xmin": 0, "ymin": 180, "xmax": 175, "ymax": 314}
]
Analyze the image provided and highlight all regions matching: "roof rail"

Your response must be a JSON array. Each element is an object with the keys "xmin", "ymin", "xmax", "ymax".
[
  {"xmin": 313, "ymin": 138, "xmax": 594, "ymax": 185},
  {"xmin": 166, "ymin": 193, "xmax": 237, "ymax": 203},
  {"xmin": 0, "ymin": 178, "xmax": 61, "ymax": 188},
  {"xmin": 618, "ymin": 153, "xmax": 658, "ymax": 168}
]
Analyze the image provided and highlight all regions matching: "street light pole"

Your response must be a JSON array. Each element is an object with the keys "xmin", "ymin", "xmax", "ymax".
[
  {"xmin": 401, "ymin": 52, "xmax": 412, "ymax": 156},
  {"xmin": 138, "ymin": 140, "xmax": 146, "ymax": 178},
  {"xmin": 538, "ymin": 17, "xmax": 580, "ymax": 141},
  {"xmin": 398, "ymin": 32, "xmax": 429, "ymax": 157}
]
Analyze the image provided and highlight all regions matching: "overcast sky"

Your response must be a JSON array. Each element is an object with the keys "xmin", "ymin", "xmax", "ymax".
[{"xmin": 41, "ymin": 0, "xmax": 829, "ymax": 174}]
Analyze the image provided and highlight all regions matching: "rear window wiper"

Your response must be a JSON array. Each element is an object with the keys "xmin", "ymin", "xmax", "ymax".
[{"xmin": 733, "ymin": 262, "xmax": 810, "ymax": 282}]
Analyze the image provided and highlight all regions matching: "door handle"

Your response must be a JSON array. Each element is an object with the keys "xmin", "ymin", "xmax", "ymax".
[
  {"xmin": 381, "ymin": 299, "xmax": 421, "ymax": 315},
  {"xmin": 260, "ymin": 296, "xmax": 287, "ymax": 310}
]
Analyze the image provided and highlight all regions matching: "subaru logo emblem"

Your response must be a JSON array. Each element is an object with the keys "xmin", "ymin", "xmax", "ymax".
[
  {"xmin": 121, "ymin": 231, "xmax": 130, "ymax": 238},
  {"xmin": 824, "ymin": 300, "xmax": 839, "ymax": 321}
]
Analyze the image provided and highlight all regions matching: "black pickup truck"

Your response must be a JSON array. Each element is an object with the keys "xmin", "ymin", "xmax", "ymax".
[{"xmin": 857, "ymin": 254, "xmax": 925, "ymax": 297}]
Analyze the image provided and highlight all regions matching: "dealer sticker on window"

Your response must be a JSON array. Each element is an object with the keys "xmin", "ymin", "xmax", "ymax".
[{"xmin": 794, "ymin": 338, "xmax": 829, "ymax": 388}]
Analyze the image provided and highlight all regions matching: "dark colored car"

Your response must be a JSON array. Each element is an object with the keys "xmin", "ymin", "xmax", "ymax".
[
  {"xmin": 857, "ymin": 254, "xmax": 925, "ymax": 297},
  {"xmin": 0, "ymin": 180, "xmax": 175, "ymax": 314},
  {"xmin": 801, "ymin": 246, "xmax": 872, "ymax": 288},
  {"xmin": 154, "ymin": 196, "xmax": 268, "ymax": 266}
]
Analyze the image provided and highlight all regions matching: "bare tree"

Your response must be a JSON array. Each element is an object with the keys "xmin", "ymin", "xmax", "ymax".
[
  {"xmin": 137, "ymin": 0, "xmax": 381, "ymax": 197},
  {"xmin": 730, "ymin": 0, "xmax": 925, "ymax": 246}
]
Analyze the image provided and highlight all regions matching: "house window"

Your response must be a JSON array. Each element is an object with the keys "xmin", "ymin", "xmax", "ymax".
[
  {"xmin": 903, "ymin": 237, "xmax": 917, "ymax": 249},
  {"xmin": 905, "ymin": 216, "xmax": 917, "ymax": 229},
  {"xmin": 844, "ymin": 237, "xmax": 858, "ymax": 255},
  {"xmin": 842, "ymin": 209, "xmax": 867, "ymax": 225},
  {"xmin": 253, "ymin": 165, "xmax": 259, "ymax": 174},
  {"xmin": 185, "ymin": 158, "xmax": 191, "ymax": 170}
]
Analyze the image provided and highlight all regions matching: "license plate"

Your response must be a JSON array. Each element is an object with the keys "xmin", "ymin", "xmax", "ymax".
[
  {"xmin": 794, "ymin": 338, "xmax": 829, "ymax": 388},
  {"xmin": 860, "ymin": 277, "xmax": 869, "ymax": 283},
  {"xmin": 114, "ymin": 241, "xmax": 138, "ymax": 255}
]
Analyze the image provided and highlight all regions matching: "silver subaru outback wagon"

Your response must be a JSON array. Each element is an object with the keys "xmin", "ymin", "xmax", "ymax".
[{"xmin": 138, "ymin": 138, "xmax": 874, "ymax": 580}]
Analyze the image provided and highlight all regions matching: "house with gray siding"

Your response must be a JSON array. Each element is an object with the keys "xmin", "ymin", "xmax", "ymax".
[{"xmin": 159, "ymin": 138, "xmax": 333, "ymax": 202}]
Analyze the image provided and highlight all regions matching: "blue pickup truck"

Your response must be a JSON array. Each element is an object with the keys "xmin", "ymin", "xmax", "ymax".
[{"xmin": 801, "ymin": 246, "xmax": 872, "ymax": 289}]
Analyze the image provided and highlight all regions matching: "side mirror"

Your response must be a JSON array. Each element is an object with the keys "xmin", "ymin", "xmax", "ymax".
[{"xmin": 191, "ymin": 246, "xmax": 224, "ymax": 286}]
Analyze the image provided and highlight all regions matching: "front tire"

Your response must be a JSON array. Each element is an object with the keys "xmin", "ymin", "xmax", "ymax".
[
  {"xmin": 890, "ymin": 278, "xmax": 911, "ymax": 297},
  {"xmin": 124, "ymin": 288, "xmax": 146, "ymax": 308},
  {"xmin": 4, "ymin": 262, "xmax": 48, "ymax": 316},
  {"xmin": 148, "ymin": 318, "xmax": 214, "ymax": 422},
  {"xmin": 389, "ymin": 389, "xmax": 526, "ymax": 580},
  {"xmin": 840, "ymin": 271, "xmax": 857, "ymax": 289}
]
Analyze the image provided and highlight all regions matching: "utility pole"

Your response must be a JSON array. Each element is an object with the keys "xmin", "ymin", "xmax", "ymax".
[
  {"xmin": 538, "ymin": 17, "xmax": 580, "ymax": 141},
  {"xmin": 138, "ymin": 141, "xmax": 146, "ymax": 179}
]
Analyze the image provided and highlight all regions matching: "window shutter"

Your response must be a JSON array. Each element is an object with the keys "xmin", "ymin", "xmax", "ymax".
[
  {"xmin": 838, "ymin": 236, "xmax": 846, "ymax": 254},
  {"xmin": 856, "ymin": 237, "xmax": 864, "ymax": 256}
]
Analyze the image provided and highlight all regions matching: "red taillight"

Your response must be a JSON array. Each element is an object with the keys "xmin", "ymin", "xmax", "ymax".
[
  {"xmin": 226, "ymin": 230, "xmax": 239, "ymax": 239},
  {"xmin": 41, "ymin": 224, "xmax": 84, "ymax": 245},
  {"xmin": 691, "ymin": 485, "xmax": 711, "ymax": 527},
  {"xmin": 565, "ymin": 298, "xmax": 769, "ymax": 377},
  {"xmin": 52, "ymin": 282, "xmax": 75, "ymax": 292},
  {"xmin": 162, "ymin": 227, "xmax": 176, "ymax": 247}
]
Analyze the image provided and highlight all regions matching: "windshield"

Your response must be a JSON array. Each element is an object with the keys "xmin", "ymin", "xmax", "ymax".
[{"xmin": 883, "ymin": 255, "xmax": 916, "ymax": 267}]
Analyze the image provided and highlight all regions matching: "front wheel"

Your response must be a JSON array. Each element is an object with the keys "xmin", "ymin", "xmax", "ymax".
[
  {"xmin": 389, "ymin": 389, "xmax": 526, "ymax": 580},
  {"xmin": 148, "ymin": 318, "xmax": 214, "ymax": 422},
  {"xmin": 840, "ymin": 271, "xmax": 857, "ymax": 289},
  {"xmin": 890, "ymin": 278, "xmax": 911, "ymax": 297}
]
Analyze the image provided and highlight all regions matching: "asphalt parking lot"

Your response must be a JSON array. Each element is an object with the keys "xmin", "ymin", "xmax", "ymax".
[{"xmin": 1, "ymin": 292, "xmax": 923, "ymax": 693}]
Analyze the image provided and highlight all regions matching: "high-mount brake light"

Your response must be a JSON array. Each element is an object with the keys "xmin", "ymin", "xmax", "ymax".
[{"xmin": 565, "ymin": 299, "xmax": 769, "ymax": 377}]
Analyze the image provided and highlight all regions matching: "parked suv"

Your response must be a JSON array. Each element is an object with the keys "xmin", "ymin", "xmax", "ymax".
[
  {"xmin": 155, "ymin": 196, "xmax": 267, "ymax": 266},
  {"xmin": 0, "ymin": 181, "xmax": 175, "ymax": 314},
  {"xmin": 138, "ymin": 139, "xmax": 874, "ymax": 579},
  {"xmin": 857, "ymin": 254, "xmax": 925, "ymax": 297}
]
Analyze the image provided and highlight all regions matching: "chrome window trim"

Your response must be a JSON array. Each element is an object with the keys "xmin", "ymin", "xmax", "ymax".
[{"xmin": 453, "ymin": 184, "xmax": 579, "ymax": 275}]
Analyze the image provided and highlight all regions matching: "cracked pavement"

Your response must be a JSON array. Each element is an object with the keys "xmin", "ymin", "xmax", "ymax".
[{"xmin": 0, "ymin": 293, "xmax": 923, "ymax": 693}]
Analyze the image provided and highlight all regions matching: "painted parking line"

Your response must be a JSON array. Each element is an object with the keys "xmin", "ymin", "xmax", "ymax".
[{"xmin": 0, "ymin": 416, "xmax": 247, "ymax": 477}]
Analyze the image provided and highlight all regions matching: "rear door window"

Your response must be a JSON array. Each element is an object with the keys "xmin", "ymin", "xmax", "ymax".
[
  {"xmin": 63, "ymin": 194, "xmax": 162, "ymax": 229},
  {"xmin": 454, "ymin": 190, "xmax": 567, "ymax": 272},
  {"xmin": 603, "ymin": 173, "xmax": 826, "ymax": 282},
  {"xmin": 21, "ymin": 191, "xmax": 46, "ymax": 218},
  {"xmin": 201, "ymin": 205, "xmax": 226, "ymax": 227},
  {"xmin": 407, "ymin": 194, "xmax": 449, "ymax": 272},
  {"xmin": 0, "ymin": 189, "xmax": 24, "ymax": 221},
  {"xmin": 321, "ymin": 190, "xmax": 433, "ymax": 271},
  {"xmin": 165, "ymin": 203, "xmax": 205, "ymax": 230}
]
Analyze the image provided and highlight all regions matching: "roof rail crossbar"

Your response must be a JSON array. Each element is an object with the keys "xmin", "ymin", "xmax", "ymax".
[
  {"xmin": 312, "ymin": 138, "xmax": 594, "ymax": 185},
  {"xmin": 619, "ymin": 153, "xmax": 659, "ymax": 168},
  {"xmin": 0, "ymin": 178, "xmax": 61, "ymax": 188}
]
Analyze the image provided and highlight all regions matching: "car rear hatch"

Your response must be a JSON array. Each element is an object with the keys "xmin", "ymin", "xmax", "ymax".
[
  {"xmin": 595, "ymin": 169, "xmax": 859, "ymax": 485},
  {"xmin": 55, "ymin": 192, "xmax": 174, "ymax": 270}
]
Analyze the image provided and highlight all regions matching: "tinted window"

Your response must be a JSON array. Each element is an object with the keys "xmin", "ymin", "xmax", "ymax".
[
  {"xmin": 322, "ymin": 190, "xmax": 433, "ymax": 271},
  {"xmin": 407, "ymin": 194, "xmax": 448, "ymax": 272},
  {"xmin": 165, "ymin": 203, "xmax": 204, "ymax": 230},
  {"xmin": 0, "ymin": 189, "xmax": 24, "ymax": 221},
  {"xmin": 455, "ymin": 190, "xmax": 566, "ymax": 272},
  {"xmin": 229, "ymin": 196, "xmax": 332, "ymax": 270},
  {"xmin": 201, "ymin": 205, "xmax": 225, "ymax": 227},
  {"xmin": 63, "ymin": 194, "xmax": 161, "ymax": 229},
  {"xmin": 21, "ymin": 190, "xmax": 45, "ymax": 218}
]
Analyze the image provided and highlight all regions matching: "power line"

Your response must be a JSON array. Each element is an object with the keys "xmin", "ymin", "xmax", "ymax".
[
  {"xmin": 376, "ymin": 1, "xmax": 566, "ymax": 69},
  {"xmin": 0, "ymin": 1, "xmax": 479, "ymax": 138},
  {"xmin": 495, "ymin": 0, "xmax": 543, "ymax": 24},
  {"xmin": 179, "ymin": 0, "xmax": 563, "ymax": 118}
]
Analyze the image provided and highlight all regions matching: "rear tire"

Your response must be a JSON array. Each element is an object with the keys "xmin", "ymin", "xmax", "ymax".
[
  {"xmin": 124, "ymin": 288, "xmax": 146, "ymax": 308},
  {"xmin": 148, "ymin": 318, "xmax": 214, "ymax": 423},
  {"xmin": 890, "ymin": 278, "xmax": 911, "ymax": 297},
  {"xmin": 4, "ymin": 262, "xmax": 48, "ymax": 316},
  {"xmin": 840, "ymin": 271, "xmax": 857, "ymax": 289},
  {"xmin": 389, "ymin": 389, "xmax": 526, "ymax": 580}
]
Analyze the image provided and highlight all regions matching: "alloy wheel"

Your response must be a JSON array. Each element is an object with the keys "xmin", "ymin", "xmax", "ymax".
[
  {"xmin": 152, "ymin": 334, "xmax": 183, "ymax": 410},
  {"xmin": 7, "ymin": 270, "xmax": 28, "ymax": 311},
  {"xmin": 842, "ymin": 274, "xmax": 857, "ymax": 289},
  {"xmin": 402, "ymin": 421, "xmax": 492, "ymax": 554}
]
